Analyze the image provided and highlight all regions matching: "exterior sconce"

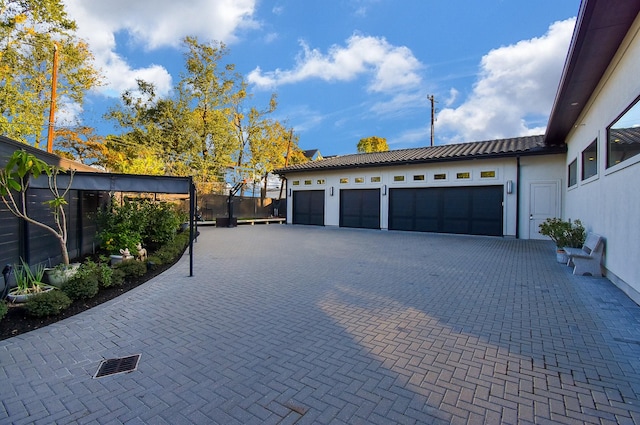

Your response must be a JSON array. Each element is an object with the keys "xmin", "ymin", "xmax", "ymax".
[
  {"xmin": 382, "ymin": 184, "xmax": 387, "ymax": 196},
  {"xmin": 288, "ymin": 188, "xmax": 292, "ymax": 197},
  {"xmin": 330, "ymin": 186, "xmax": 334, "ymax": 196},
  {"xmin": 506, "ymin": 180, "xmax": 513, "ymax": 194}
]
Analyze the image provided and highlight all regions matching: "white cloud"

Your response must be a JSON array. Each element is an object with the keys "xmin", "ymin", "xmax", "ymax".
[
  {"xmin": 62, "ymin": 0, "xmax": 258, "ymax": 97},
  {"xmin": 436, "ymin": 18, "xmax": 576, "ymax": 143},
  {"xmin": 247, "ymin": 34, "xmax": 423, "ymax": 94}
]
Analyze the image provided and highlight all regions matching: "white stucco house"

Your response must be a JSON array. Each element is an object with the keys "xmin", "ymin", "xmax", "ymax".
[{"xmin": 276, "ymin": 0, "xmax": 640, "ymax": 303}]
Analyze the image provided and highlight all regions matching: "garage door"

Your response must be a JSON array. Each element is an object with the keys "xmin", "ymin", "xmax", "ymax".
[
  {"xmin": 340, "ymin": 189, "xmax": 380, "ymax": 229},
  {"xmin": 293, "ymin": 190, "xmax": 325, "ymax": 225},
  {"xmin": 389, "ymin": 186, "xmax": 503, "ymax": 236}
]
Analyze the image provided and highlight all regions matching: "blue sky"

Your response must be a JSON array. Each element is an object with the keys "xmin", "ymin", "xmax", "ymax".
[{"xmin": 62, "ymin": 0, "xmax": 581, "ymax": 156}]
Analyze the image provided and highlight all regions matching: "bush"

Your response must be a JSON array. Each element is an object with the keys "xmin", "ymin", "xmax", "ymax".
[
  {"xmin": 82, "ymin": 259, "xmax": 114, "ymax": 289},
  {"xmin": 113, "ymin": 259, "xmax": 147, "ymax": 279},
  {"xmin": 25, "ymin": 290, "xmax": 71, "ymax": 317},
  {"xmin": 153, "ymin": 232, "xmax": 189, "ymax": 263},
  {"xmin": 97, "ymin": 197, "xmax": 183, "ymax": 254},
  {"xmin": 62, "ymin": 265, "xmax": 99, "ymax": 301},
  {"xmin": 0, "ymin": 301, "xmax": 7, "ymax": 321},
  {"xmin": 110, "ymin": 268, "xmax": 126, "ymax": 287},
  {"xmin": 539, "ymin": 218, "xmax": 586, "ymax": 248}
]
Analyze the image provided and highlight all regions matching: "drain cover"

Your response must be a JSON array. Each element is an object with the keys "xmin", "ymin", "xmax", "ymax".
[{"xmin": 94, "ymin": 354, "xmax": 141, "ymax": 378}]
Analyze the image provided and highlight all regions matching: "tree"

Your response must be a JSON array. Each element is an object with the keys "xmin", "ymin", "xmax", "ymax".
[
  {"xmin": 357, "ymin": 136, "xmax": 389, "ymax": 153},
  {"xmin": 0, "ymin": 0, "xmax": 101, "ymax": 146},
  {"xmin": 53, "ymin": 126, "xmax": 107, "ymax": 166},
  {"xmin": 0, "ymin": 149, "xmax": 74, "ymax": 264}
]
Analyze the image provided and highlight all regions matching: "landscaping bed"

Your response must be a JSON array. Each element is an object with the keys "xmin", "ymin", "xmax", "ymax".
[{"xmin": 0, "ymin": 253, "xmax": 182, "ymax": 341}]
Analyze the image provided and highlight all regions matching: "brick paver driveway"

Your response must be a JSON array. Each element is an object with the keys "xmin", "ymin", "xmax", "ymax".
[{"xmin": 2, "ymin": 225, "xmax": 640, "ymax": 424}]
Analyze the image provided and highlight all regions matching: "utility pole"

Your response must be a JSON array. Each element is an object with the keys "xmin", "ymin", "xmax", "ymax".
[
  {"xmin": 428, "ymin": 94, "xmax": 436, "ymax": 147},
  {"xmin": 278, "ymin": 129, "xmax": 293, "ymax": 200},
  {"xmin": 46, "ymin": 43, "xmax": 59, "ymax": 153}
]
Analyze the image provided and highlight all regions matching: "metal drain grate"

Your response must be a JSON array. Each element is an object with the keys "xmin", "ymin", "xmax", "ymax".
[{"xmin": 94, "ymin": 354, "xmax": 141, "ymax": 378}]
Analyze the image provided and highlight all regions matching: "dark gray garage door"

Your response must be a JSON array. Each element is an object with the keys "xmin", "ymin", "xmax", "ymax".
[
  {"xmin": 389, "ymin": 186, "xmax": 503, "ymax": 236},
  {"xmin": 293, "ymin": 190, "xmax": 325, "ymax": 225},
  {"xmin": 340, "ymin": 189, "xmax": 380, "ymax": 229}
]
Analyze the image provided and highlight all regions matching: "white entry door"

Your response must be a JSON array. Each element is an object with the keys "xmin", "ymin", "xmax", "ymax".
[{"xmin": 529, "ymin": 181, "xmax": 560, "ymax": 239}]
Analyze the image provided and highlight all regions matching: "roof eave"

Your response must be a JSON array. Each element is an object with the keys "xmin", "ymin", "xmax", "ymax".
[{"xmin": 275, "ymin": 145, "xmax": 566, "ymax": 176}]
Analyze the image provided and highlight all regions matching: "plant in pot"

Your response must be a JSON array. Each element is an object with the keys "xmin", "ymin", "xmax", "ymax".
[
  {"xmin": 539, "ymin": 218, "xmax": 586, "ymax": 263},
  {"xmin": 44, "ymin": 262, "xmax": 81, "ymax": 287},
  {"xmin": 0, "ymin": 150, "xmax": 75, "ymax": 266},
  {"xmin": 6, "ymin": 259, "xmax": 54, "ymax": 303}
]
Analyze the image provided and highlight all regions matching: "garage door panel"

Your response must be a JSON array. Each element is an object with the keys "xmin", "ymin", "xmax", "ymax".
[
  {"xmin": 340, "ymin": 189, "xmax": 380, "ymax": 229},
  {"xmin": 389, "ymin": 186, "xmax": 502, "ymax": 236},
  {"xmin": 293, "ymin": 190, "xmax": 325, "ymax": 225},
  {"xmin": 414, "ymin": 218, "xmax": 438, "ymax": 232}
]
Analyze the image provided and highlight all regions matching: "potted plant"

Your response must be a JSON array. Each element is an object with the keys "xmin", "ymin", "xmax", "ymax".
[
  {"xmin": 44, "ymin": 262, "xmax": 81, "ymax": 287},
  {"xmin": 539, "ymin": 218, "xmax": 586, "ymax": 263},
  {"xmin": 6, "ymin": 259, "xmax": 54, "ymax": 303},
  {"xmin": 0, "ymin": 149, "xmax": 75, "ymax": 265}
]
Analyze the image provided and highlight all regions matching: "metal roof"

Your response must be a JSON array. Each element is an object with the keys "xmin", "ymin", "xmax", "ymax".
[
  {"xmin": 545, "ymin": 0, "xmax": 640, "ymax": 145},
  {"xmin": 276, "ymin": 135, "xmax": 565, "ymax": 174}
]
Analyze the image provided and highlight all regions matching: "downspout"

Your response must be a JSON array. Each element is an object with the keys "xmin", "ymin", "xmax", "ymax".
[{"xmin": 515, "ymin": 156, "xmax": 521, "ymax": 239}]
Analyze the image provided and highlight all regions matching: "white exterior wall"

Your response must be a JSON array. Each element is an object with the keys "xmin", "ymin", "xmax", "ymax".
[
  {"xmin": 518, "ymin": 154, "xmax": 566, "ymax": 239},
  {"xmin": 563, "ymin": 13, "xmax": 640, "ymax": 302},
  {"xmin": 286, "ymin": 158, "xmax": 529, "ymax": 236}
]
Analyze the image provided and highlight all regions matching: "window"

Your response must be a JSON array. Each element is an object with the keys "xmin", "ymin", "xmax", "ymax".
[
  {"xmin": 371, "ymin": 176, "xmax": 381, "ymax": 182},
  {"xmin": 316, "ymin": 179, "xmax": 325, "ymax": 185},
  {"xmin": 292, "ymin": 180, "xmax": 300, "ymax": 186},
  {"xmin": 304, "ymin": 180, "xmax": 312, "ymax": 185},
  {"xmin": 393, "ymin": 175, "xmax": 405, "ymax": 182},
  {"xmin": 413, "ymin": 174, "xmax": 425, "ymax": 181},
  {"xmin": 456, "ymin": 172, "xmax": 470, "ymax": 179},
  {"xmin": 568, "ymin": 159, "xmax": 577, "ymax": 187},
  {"xmin": 480, "ymin": 171, "xmax": 496, "ymax": 178},
  {"xmin": 355, "ymin": 177, "xmax": 364, "ymax": 184},
  {"xmin": 581, "ymin": 140, "xmax": 598, "ymax": 180},
  {"xmin": 340, "ymin": 178, "xmax": 348, "ymax": 184},
  {"xmin": 607, "ymin": 96, "xmax": 640, "ymax": 168},
  {"xmin": 434, "ymin": 173, "xmax": 447, "ymax": 180}
]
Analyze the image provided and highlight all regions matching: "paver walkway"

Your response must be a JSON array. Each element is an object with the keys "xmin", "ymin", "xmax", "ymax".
[{"xmin": 2, "ymin": 225, "xmax": 640, "ymax": 424}]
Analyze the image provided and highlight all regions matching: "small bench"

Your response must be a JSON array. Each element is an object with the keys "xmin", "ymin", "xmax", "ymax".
[{"xmin": 563, "ymin": 233, "xmax": 604, "ymax": 277}]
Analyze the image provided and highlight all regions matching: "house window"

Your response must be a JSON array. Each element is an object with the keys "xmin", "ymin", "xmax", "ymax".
[
  {"xmin": 582, "ymin": 140, "xmax": 598, "ymax": 180},
  {"xmin": 317, "ymin": 179, "xmax": 325, "ymax": 185},
  {"xmin": 304, "ymin": 180, "xmax": 312, "ymax": 185},
  {"xmin": 607, "ymin": 96, "xmax": 640, "ymax": 168},
  {"xmin": 340, "ymin": 178, "xmax": 348, "ymax": 184},
  {"xmin": 568, "ymin": 159, "xmax": 577, "ymax": 187},
  {"xmin": 393, "ymin": 175, "xmax": 405, "ymax": 182},
  {"xmin": 456, "ymin": 172, "xmax": 470, "ymax": 179},
  {"xmin": 355, "ymin": 177, "xmax": 364, "ymax": 184},
  {"xmin": 371, "ymin": 176, "xmax": 381, "ymax": 182},
  {"xmin": 480, "ymin": 171, "xmax": 496, "ymax": 178},
  {"xmin": 292, "ymin": 180, "xmax": 300, "ymax": 186},
  {"xmin": 434, "ymin": 173, "xmax": 447, "ymax": 180},
  {"xmin": 413, "ymin": 174, "xmax": 425, "ymax": 181}
]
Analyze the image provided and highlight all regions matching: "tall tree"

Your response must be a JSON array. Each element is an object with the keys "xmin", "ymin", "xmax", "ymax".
[
  {"xmin": 357, "ymin": 136, "xmax": 389, "ymax": 153},
  {"xmin": 0, "ymin": 0, "xmax": 101, "ymax": 146}
]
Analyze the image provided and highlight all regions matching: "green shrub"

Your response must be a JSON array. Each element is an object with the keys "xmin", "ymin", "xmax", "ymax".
[
  {"xmin": 146, "ymin": 255, "xmax": 163, "ymax": 267},
  {"xmin": 110, "ymin": 268, "xmax": 126, "ymax": 287},
  {"xmin": 82, "ymin": 258, "xmax": 114, "ymax": 288},
  {"xmin": 97, "ymin": 197, "xmax": 183, "ymax": 254},
  {"xmin": 0, "ymin": 301, "xmax": 7, "ymax": 321},
  {"xmin": 62, "ymin": 265, "xmax": 99, "ymax": 301},
  {"xmin": 113, "ymin": 259, "xmax": 147, "ymax": 278},
  {"xmin": 25, "ymin": 290, "xmax": 71, "ymax": 317},
  {"xmin": 144, "ymin": 202, "xmax": 182, "ymax": 249},
  {"xmin": 153, "ymin": 232, "xmax": 190, "ymax": 263}
]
